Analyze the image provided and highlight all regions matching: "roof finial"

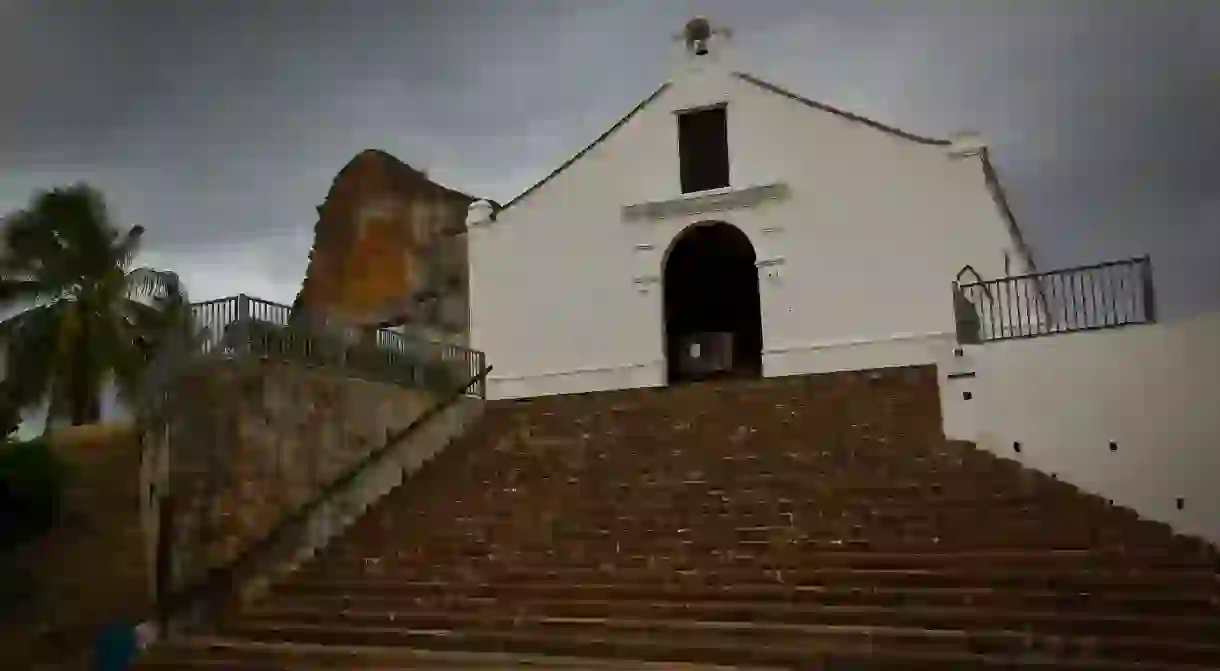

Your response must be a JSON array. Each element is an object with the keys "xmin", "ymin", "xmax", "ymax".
[{"xmin": 674, "ymin": 16, "xmax": 732, "ymax": 58}]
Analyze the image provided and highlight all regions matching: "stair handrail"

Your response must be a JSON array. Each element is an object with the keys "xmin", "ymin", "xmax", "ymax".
[{"xmin": 152, "ymin": 365, "xmax": 493, "ymax": 632}]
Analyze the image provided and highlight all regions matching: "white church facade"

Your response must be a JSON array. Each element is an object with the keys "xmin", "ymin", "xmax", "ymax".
[{"xmin": 466, "ymin": 19, "xmax": 1035, "ymax": 400}]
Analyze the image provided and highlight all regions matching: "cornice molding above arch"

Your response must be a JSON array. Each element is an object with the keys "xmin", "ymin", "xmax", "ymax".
[{"xmin": 622, "ymin": 182, "xmax": 791, "ymax": 224}]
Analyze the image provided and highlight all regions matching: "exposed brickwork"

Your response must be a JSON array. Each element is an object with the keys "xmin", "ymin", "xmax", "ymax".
[
  {"xmin": 294, "ymin": 149, "xmax": 476, "ymax": 340},
  {"xmin": 139, "ymin": 366, "xmax": 1220, "ymax": 669}
]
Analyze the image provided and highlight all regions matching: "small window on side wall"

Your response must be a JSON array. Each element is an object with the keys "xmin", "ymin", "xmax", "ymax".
[{"xmin": 678, "ymin": 106, "xmax": 730, "ymax": 194}]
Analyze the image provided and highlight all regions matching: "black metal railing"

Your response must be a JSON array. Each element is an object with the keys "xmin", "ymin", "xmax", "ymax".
[
  {"xmin": 153, "ymin": 366, "xmax": 491, "ymax": 632},
  {"xmin": 954, "ymin": 256, "xmax": 1156, "ymax": 343},
  {"xmin": 187, "ymin": 294, "xmax": 486, "ymax": 398}
]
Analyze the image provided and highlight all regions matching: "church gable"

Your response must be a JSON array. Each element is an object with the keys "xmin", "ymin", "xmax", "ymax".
[
  {"xmin": 503, "ymin": 21, "xmax": 962, "ymax": 207},
  {"xmin": 487, "ymin": 22, "xmax": 1031, "ymax": 274}
]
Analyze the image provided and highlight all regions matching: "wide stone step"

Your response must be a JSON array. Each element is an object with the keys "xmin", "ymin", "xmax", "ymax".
[
  {"xmin": 136, "ymin": 637, "xmax": 744, "ymax": 669},
  {"xmin": 217, "ymin": 613, "xmax": 1220, "ymax": 666},
  {"xmin": 272, "ymin": 577, "xmax": 1220, "ymax": 616},
  {"xmin": 395, "ymin": 490, "xmax": 1134, "ymax": 522},
  {"xmin": 240, "ymin": 597, "xmax": 1220, "ymax": 640},
  {"xmin": 361, "ymin": 521, "xmax": 1120, "ymax": 543},
  {"xmin": 320, "ymin": 534, "xmax": 1196, "ymax": 565},
  {"xmin": 365, "ymin": 500, "xmax": 1141, "ymax": 527},
  {"xmin": 364, "ymin": 509, "xmax": 1144, "ymax": 540},
  {"xmin": 358, "ymin": 505, "xmax": 1176, "ymax": 532},
  {"xmin": 285, "ymin": 563, "xmax": 1220, "ymax": 594},
  {"xmin": 452, "ymin": 457, "xmax": 1014, "ymax": 475},
  {"xmin": 345, "ymin": 520, "xmax": 1174, "ymax": 548},
  {"xmin": 318, "ymin": 548, "xmax": 1217, "ymax": 572},
  {"xmin": 421, "ymin": 474, "xmax": 1084, "ymax": 498},
  {"xmin": 347, "ymin": 524, "xmax": 1169, "ymax": 546}
]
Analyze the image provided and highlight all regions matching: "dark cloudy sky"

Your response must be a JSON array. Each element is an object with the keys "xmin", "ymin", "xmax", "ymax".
[{"xmin": 2, "ymin": 0, "xmax": 1217, "ymax": 317}]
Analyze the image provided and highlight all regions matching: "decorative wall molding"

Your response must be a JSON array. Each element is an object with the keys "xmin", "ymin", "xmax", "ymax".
[
  {"xmin": 489, "ymin": 360, "xmax": 665, "ymax": 383},
  {"xmin": 487, "ymin": 333, "xmax": 957, "ymax": 387},
  {"xmin": 762, "ymin": 331, "xmax": 956, "ymax": 356},
  {"xmin": 633, "ymin": 274, "xmax": 661, "ymax": 294},
  {"xmin": 622, "ymin": 182, "xmax": 791, "ymax": 223},
  {"xmin": 756, "ymin": 256, "xmax": 786, "ymax": 281}
]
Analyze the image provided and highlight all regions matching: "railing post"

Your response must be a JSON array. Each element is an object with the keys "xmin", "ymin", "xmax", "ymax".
[
  {"xmin": 952, "ymin": 282, "xmax": 982, "ymax": 346},
  {"xmin": 1140, "ymin": 255, "xmax": 1157, "ymax": 323},
  {"xmin": 235, "ymin": 294, "xmax": 252, "ymax": 355},
  {"xmin": 236, "ymin": 293, "xmax": 251, "ymax": 322},
  {"xmin": 479, "ymin": 351, "xmax": 488, "ymax": 398}
]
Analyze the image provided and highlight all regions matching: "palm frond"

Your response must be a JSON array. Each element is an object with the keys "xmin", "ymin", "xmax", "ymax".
[
  {"xmin": 36, "ymin": 184, "xmax": 116, "ymax": 276},
  {"xmin": 114, "ymin": 225, "xmax": 146, "ymax": 270},
  {"xmin": 0, "ymin": 279, "xmax": 59, "ymax": 307},
  {"xmin": 0, "ymin": 301, "xmax": 61, "ymax": 344},
  {"xmin": 126, "ymin": 266, "xmax": 182, "ymax": 302},
  {"xmin": 116, "ymin": 270, "xmax": 206, "ymax": 407},
  {"xmin": 0, "ymin": 184, "xmax": 120, "ymax": 303},
  {"xmin": 0, "ymin": 302, "xmax": 66, "ymax": 416},
  {"xmin": 0, "ymin": 184, "xmax": 193, "ymax": 426}
]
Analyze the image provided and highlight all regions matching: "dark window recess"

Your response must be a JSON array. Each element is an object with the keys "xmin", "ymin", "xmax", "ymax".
[{"xmin": 678, "ymin": 107, "xmax": 730, "ymax": 194}]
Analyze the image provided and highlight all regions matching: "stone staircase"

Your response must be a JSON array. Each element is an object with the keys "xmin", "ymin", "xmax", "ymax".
[{"xmin": 137, "ymin": 366, "xmax": 1220, "ymax": 669}]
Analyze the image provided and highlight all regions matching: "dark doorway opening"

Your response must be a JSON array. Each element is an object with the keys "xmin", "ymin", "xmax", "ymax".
[{"xmin": 663, "ymin": 222, "xmax": 763, "ymax": 384}]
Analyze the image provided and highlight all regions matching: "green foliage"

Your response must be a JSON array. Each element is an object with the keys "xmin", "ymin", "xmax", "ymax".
[
  {"xmin": 0, "ymin": 437, "xmax": 69, "ymax": 552},
  {"xmin": 0, "ymin": 184, "xmax": 192, "ymax": 427}
]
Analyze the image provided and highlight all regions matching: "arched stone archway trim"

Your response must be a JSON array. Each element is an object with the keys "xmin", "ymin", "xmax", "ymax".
[
  {"xmin": 756, "ymin": 256, "xmax": 786, "ymax": 282},
  {"xmin": 659, "ymin": 220, "xmax": 760, "ymax": 267}
]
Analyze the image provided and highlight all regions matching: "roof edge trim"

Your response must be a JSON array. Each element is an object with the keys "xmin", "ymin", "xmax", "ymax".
[
  {"xmin": 732, "ymin": 72, "xmax": 951, "ymax": 147},
  {"xmin": 498, "ymin": 83, "xmax": 672, "ymax": 213},
  {"xmin": 979, "ymin": 147, "xmax": 1037, "ymax": 273}
]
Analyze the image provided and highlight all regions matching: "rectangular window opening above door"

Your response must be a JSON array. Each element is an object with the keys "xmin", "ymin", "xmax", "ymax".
[{"xmin": 678, "ymin": 106, "xmax": 730, "ymax": 194}]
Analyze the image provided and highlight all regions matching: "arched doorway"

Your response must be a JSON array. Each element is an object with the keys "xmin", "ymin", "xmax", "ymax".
[{"xmin": 662, "ymin": 221, "xmax": 763, "ymax": 384}]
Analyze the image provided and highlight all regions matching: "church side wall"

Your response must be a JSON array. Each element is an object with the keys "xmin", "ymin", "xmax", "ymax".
[
  {"xmin": 942, "ymin": 313, "xmax": 1220, "ymax": 547},
  {"xmin": 471, "ymin": 69, "xmax": 1020, "ymax": 399}
]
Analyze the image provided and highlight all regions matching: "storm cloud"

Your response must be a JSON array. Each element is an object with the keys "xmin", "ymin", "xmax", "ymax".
[{"xmin": 2, "ymin": 0, "xmax": 1217, "ymax": 316}]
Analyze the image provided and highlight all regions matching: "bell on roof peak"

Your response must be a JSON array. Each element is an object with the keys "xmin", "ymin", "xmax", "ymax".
[{"xmin": 675, "ymin": 16, "xmax": 732, "ymax": 58}]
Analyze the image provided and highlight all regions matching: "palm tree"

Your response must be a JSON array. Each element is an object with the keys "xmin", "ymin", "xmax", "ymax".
[{"xmin": 0, "ymin": 184, "xmax": 191, "ymax": 428}]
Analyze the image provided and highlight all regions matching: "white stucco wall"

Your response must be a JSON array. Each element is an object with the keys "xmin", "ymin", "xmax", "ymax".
[
  {"xmin": 470, "ymin": 57, "xmax": 1019, "ymax": 399},
  {"xmin": 941, "ymin": 313, "xmax": 1220, "ymax": 546}
]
